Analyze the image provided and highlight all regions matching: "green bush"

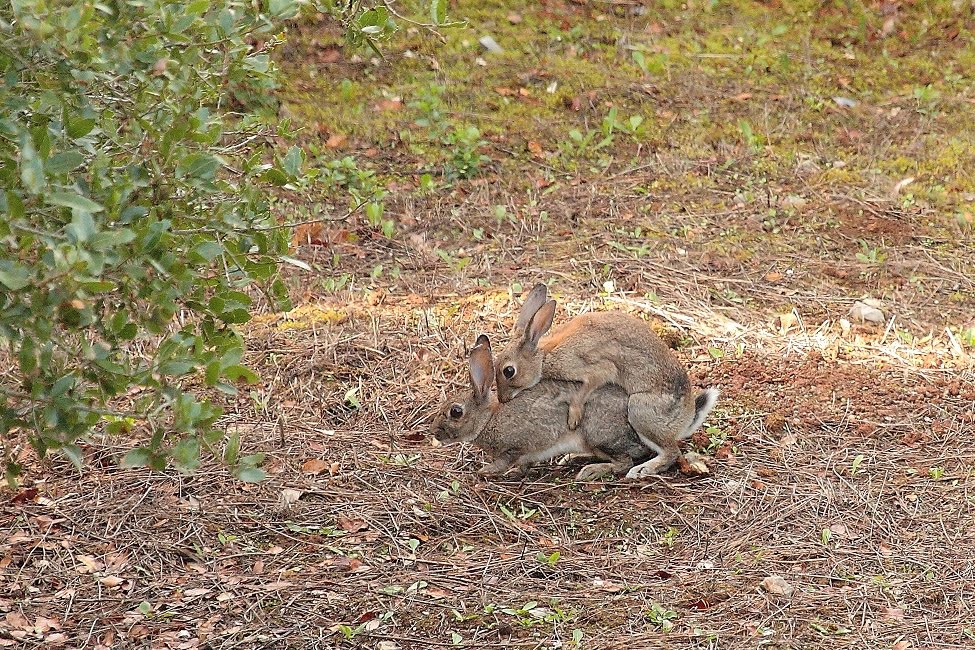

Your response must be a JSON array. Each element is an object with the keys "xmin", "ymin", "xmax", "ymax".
[{"xmin": 0, "ymin": 0, "xmax": 315, "ymax": 482}]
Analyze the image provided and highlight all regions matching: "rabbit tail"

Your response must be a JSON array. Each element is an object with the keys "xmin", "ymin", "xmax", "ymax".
[{"xmin": 679, "ymin": 388, "xmax": 719, "ymax": 439}]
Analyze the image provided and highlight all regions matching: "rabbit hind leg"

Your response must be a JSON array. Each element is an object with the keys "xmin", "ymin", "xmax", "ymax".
[{"xmin": 624, "ymin": 391, "xmax": 689, "ymax": 478}]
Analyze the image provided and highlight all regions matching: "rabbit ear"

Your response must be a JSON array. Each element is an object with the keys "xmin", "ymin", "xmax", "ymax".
[
  {"xmin": 523, "ymin": 299, "xmax": 556, "ymax": 349},
  {"xmin": 469, "ymin": 338, "xmax": 495, "ymax": 404},
  {"xmin": 514, "ymin": 283, "xmax": 549, "ymax": 334}
]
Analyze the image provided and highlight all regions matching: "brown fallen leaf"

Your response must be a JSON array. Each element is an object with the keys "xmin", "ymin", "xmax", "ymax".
[
  {"xmin": 301, "ymin": 458, "xmax": 329, "ymax": 475},
  {"xmin": 374, "ymin": 98, "xmax": 402, "ymax": 111},
  {"xmin": 35, "ymin": 616, "xmax": 60, "ymax": 633},
  {"xmin": 337, "ymin": 515, "xmax": 367, "ymax": 533},
  {"xmin": 183, "ymin": 588, "xmax": 211, "ymax": 598},
  {"xmin": 320, "ymin": 48, "xmax": 341, "ymax": 63},
  {"xmin": 325, "ymin": 134, "xmax": 347, "ymax": 149},
  {"xmin": 76, "ymin": 555, "xmax": 103, "ymax": 573},
  {"xmin": 760, "ymin": 575, "xmax": 794, "ymax": 597},
  {"xmin": 10, "ymin": 488, "xmax": 39, "ymax": 505},
  {"xmin": 677, "ymin": 452, "xmax": 710, "ymax": 476}
]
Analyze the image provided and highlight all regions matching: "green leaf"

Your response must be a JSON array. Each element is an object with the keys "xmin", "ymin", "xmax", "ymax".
[
  {"xmin": 261, "ymin": 167, "xmax": 289, "ymax": 186},
  {"xmin": 217, "ymin": 309, "xmax": 251, "ymax": 325},
  {"xmin": 47, "ymin": 191, "xmax": 104, "ymax": 213},
  {"xmin": 223, "ymin": 364, "xmax": 258, "ymax": 384},
  {"xmin": 236, "ymin": 466, "xmax": 266, "ymax": 483},
  {"xmin": 121, "ymin": 448, "xmax": 152, "ymax": 468},
  {"xmin": 6, "ymin": 191, "xmax": 24, "ymax": 219},
  {"xmin": 66, "ymin": 117, "xmax": 96, "ymax": 139},
  {"xmin": 65, "ymin": 211, "xmax": 97, "ymax": 242},
  {"xmin": 159, "ymin": 360, "xmax": 196, "ymax": 376},
  {"xmin": 61, "ymin": 444, "xmax": 84, "ymax": 471},
  {"xmin": 172, "ymin": 436, "xmax": 201, "ymax": 471},
  {"xmin": 268, "ymin": 0, "xmax": 298, "ymax": 19},
  {"xmin": 280, "ymin": 255, "xmax": 311, "ymax": 271},
  {"xmin": 176, "ymin": 153, "xmax": 221, "ymax": 180},
  {"xmin": 19, "ymin": 135, "xmax": 44, "ymax": 194},
  {"xmin": 46, "ymin": 151, "xmax": 86, "ymax": 174},
  {"xmin": 240, "ymin": 453, "xmax": 264, "ymax": 466},
  {"xmin": 224, "ymin": 433, "xmax": 240, "ymax": 465},
  {"xmin": 430, "ymin": 0, "xmax": 447, "ymax": 25},
  {"xmin": 191, "ymin": 240, "xmax": 224, "ymax": 262},
  {"xmin": 281, "ymin": 145, "xmax": 303, "ymax": 177},
  {"xmin": 0, "ymin": 262, "xmax": 31, "ymax": 290}
]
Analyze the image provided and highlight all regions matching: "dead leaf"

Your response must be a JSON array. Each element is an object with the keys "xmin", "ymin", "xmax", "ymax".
[
  {"xmin": 35, "ymin": 616, "xmax": 60, "ymax": 633},
  {"xmin": 424, "ymin": 586, "xmax": 452, "ymax": 599},
  {"xmin": 775, "ymin": 312, "xmax": 799, "ymax": 335},
  {"xmin": 183, "ymin": 588, "xmax": 211, "ymax": 598},
  {"xmin": 76, "ymin": 555, "xmax": 103, "ymax": 573},
  {"xmin": 337, "ymin": 516, "xmax": 367, "ymax": 532},
  {"xmin": 885, "ymin": 607, "xmax": 905, "ymax": 621},
  {"xmin": 324, "ymin": 556, "xmax": 364, "ymax": 572},
  {"xmin": 301, "ymin": 458, "xmax": 329, "ymax": 475},
  {"xmin": 9, "ymin": 488, "xmax": 38, "ymax": 505},
  {"xmin": 278, "ymin": 488, "xmax": 302, "ymax": 511},
  {"xmin": 760, "ymin": 575, "xmax": 794, "ymax": 597},
  {"xmin": 375, "ymin": 98, "xmax": 402, "ymax": 111},
  {"xmin": 325, "ymin": 134, "xmax": 347, "ymax": 149},
  {"xmin": 677, "ymin": 452, "xmax": 710, "ymax": 476}
]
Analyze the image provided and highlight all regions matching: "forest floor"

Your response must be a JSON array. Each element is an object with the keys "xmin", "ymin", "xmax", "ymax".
[{"xmin": 4, "ymin": 1, "xmax": 975, "ymax": 648}]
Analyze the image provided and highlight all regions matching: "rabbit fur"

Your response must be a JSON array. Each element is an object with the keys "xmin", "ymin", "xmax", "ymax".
[
  {"xmin": 430, "ymin": 335, "xmax": 657, "ymax": 481},
  {"xmin": 493, "ymin": 283, "xmax": 719, "ymax": 478}
]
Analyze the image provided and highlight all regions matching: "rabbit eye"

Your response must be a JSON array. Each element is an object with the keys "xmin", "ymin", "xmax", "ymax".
[
  {"xmin": 449, "ymin": 404, "xmax": 464, "ymax": 419},
  {"xmin": 502, "ymin": 365, "xmax": 516, "ymax": 379}
]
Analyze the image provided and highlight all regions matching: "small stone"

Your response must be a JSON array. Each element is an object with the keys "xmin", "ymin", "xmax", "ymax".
[
  {"xmin": 478, "ymin": 35, "xmax": 503, "ymax": 54},
  {"xmin": 780, "ymin": 194, "xmax": 807, "ymax": 209},
  {"xmin": 850, "ymin": 301, "xmax": 885, "ymax": 324},
  {"xmin": 796, "ymin": 158, "xmax": 820, "ymax": 177}
]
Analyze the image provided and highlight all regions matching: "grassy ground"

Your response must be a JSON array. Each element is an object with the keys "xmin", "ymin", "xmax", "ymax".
[{"xmin": 3, "ymin": 1, "xmax": 975, "ymax": 648}]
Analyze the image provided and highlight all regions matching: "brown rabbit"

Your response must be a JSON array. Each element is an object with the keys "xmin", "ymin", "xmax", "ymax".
[
  {"xmin": 430, "ymin": 335, "xmax": 661, "ymax": 480},
  {"xmin": 493, "ymin": 283, "xmax": 718, "ymax": 478}
]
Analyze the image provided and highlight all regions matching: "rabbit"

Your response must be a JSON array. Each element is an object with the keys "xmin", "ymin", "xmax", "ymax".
[
  {"xmin": 493, "ymin": 283, "xmax": 719, "ymax": 478},
  {"xmin": 430, "ymin": 334, "xmax": 658, "ymax": 481}
]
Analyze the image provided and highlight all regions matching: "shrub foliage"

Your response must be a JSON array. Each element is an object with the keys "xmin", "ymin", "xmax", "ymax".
[{"xmin": 0, "ymin": 0, "xmax": 318, "ymax": 482}]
